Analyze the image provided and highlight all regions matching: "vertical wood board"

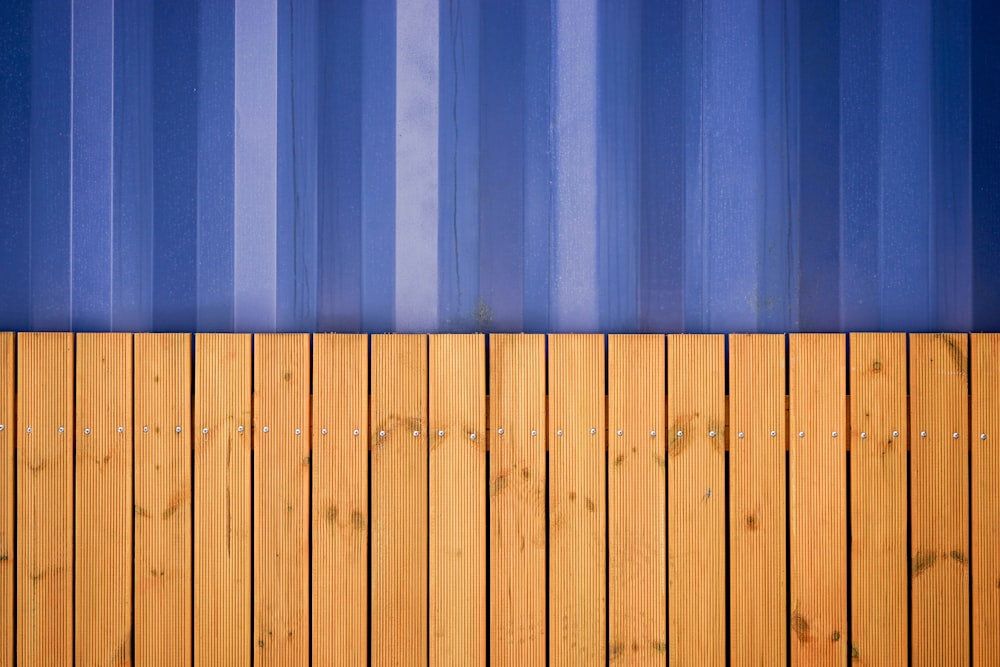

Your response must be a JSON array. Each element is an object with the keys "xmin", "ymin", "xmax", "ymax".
[
  {"xmin": 194, "ymin": 334, "xmax": 252, "ymax": 666},
  {"xmin": 849, "ymin": 333, "xmax": 907, "ymax": 665},
  {"xmin": 608, "ymin": 334, "xmax": 666, "ymax": 663},
  {"xmin": 488, "ymin": 334, "xmax": 546, "ymax": 667},
  {"xmin": 788, "ymin": 334, "xmax": 847, "ymax": 666},
  {"xmin": 0, "ymin": 333, "xmax": 12, "ymax": 667},
  {"xmin": 134, "ymin": 334, "xmax": 192, "ymax": 666},
  {"xmin": 548, "ymin": 334, "xmax": 605, "ymax": 667},
  {"xmin": 253, "ymin": 334, "xmax": 311, "ymax": 666},
  {"xmin": 312, "ymin": 334, "xmax": 368, "ymax": 667},
  {"xmin": 910, "ymin": 334, "xmax": 970, "ymax": 667},
  {"xmin": 429, "ymin": 335, "xmax": 486, "ymax": 666},
  {"xmin": 371, "ymin": 334, "xmax": 428, "ymax": 667},
  {"xmin": 728, "ymin": 334, "xmax": 786, "ymax": 665},
  {"xmin": 16, "ymin": 333, "xmax": 74, "ymax": 666},
  {"xmin": 667, "ymin": 334, "xmax": 726, "ymax": 667}
]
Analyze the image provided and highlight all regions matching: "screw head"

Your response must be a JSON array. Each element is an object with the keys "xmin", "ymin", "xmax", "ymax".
[
  {"xmin": 952, "ymin": 432, "xmax": 959, "ymax": 439},
  {"xmin": 708, "ymin": 430, "xmax": 716, "ymax": 438},
  {"xmin": 238, "ymin": 425, "xmax": 245, "ymax": 433},
  {"xmin": 770, "ymin": 430, "xmax": 777, "ymax": 437},
  {"xmin": 497, "ymin": 428, "xmax": 505, "ymax": 436},
  {"xmin": 58, "ymin": 426, "xmax": 65, "ymax": 433},
  {"xmin": 861, "ymin": 432, "xmax": 867, "ymax": 439},
  {"xmin": 530, "ymin": 429, "xmax": 537, "ymax": 437},
  {"xmin": 296, "ymin": 428, "xmax": 302, "ymax": 436},
  {"xmin": 832, "ymin": 431, "xmax": 838, "ymax": 438},
  {"xmin": 175, "ymin": 426, "xmax": 182, "ymax": 433},
  {"xmin": 981, "ymin": 433, "xmax": 987, "ymax": 440},
  {"xmin": 410, "ymin": 430, "xmax": 418, "ymax": 437},
  {"xmin": 84, "ymin": 428, "xmax": 91, "ymax": 435},
  {"xmin": 798, "ymin": 431, "xmax": 805, "ymax": 438},
  {"xmin": 438, "ymin": 430, "xmax": 445, "ymax": 437},
  {"xmin": 202, "ymin": 427, "xmax": 209, "ymax": 435},
  {"xmin": 676, "ymin": 430, "xmax": 683, "ymax": 438},
  {"xmin": 352, "ymin": 429, "xmax": 358, "ymax": 436},
  {"xmin": 263, "ymin": 426, "xmax": 270, "ymax": 433},
  {"xmin": 379, "ymin": 430, "xmax": 386, "ymax": 437},
  {"xmin": 590, "ymin": 427, "xmax": 597, "ymax": 435},
  {"xmin": 26, "ymin": 427, "xmax": 32, "ymax": 434},
  {"xmin": 617, "ymin": 429, "xmax": 623, "ymax": 437},
  {"xmin": 920, "ymin": 431, "xmax": 927, "ymax": 438},
  {"xmin": 143, "ymin": 426, "xmax": 149, "ymax": 433},
  {"xmin": 556, "ymin": 429, "xmax": 563, "ymax": 437},
  {"xmin": 738, "ymin": 432, "xmax": 745, "ymax": 439},
  {"xmin": 322, "ymin": 428, "xmax": 329, "ymax": 436},
  {"xmin": 892, "ymin": 430, "xmax": 899, "ymax": 438},
  {"xmin": 650, "ymin": 430, "xmax": 657, "ymax": 438},
  {"xmin": 470, "ymin": 433, "xmax": 477, "ymax": 441},
  {"xmin": 0, "ymin": 425, "xmax": 4, "ymax": 431}
]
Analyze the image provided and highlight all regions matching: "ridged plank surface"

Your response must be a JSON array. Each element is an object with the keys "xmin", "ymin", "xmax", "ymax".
[
  {"xmin": 75, "ymin": 333, "xmax": 133, "ymax": 665},
  {"xmin": 910, "ymin": 334, "xmax": 970, "ymax": 666},
  {"xmin": 849, "ymin": 333, "xmax": 907, "ymax": 665},
  {"xmin": 429, "ymin": 335, "xmax": 486, "ymax": 666},
  {"xmin": 312, "ymin": 334, "xmax": 368, "ymax": 666},
  {"xmin": 253, "ymin": 334, "xmax": 310, "ymax": 666},
  {"xmin": 134, "ymin": 334, "xmax": 192, "ymax": 666},
  {"xmin": 788, "ymin": 334, "xmax": 847, "ymax": 665},
  {"xmin": 667, "ymin": 334, "xmax": 725, "ymax": 666},
  {"xmin": 194, "ymin": 334, "xmax": 251, "ymax": 666},
  {"xmin": 17, "ymin": 333, "xmax": 74, "ymax": 665},
  {"xmin": 548, "ymin": 334, "xmax": 605, "ymax": 666},
  {"xmin": 608, "ymin": 334, "xmax": 666, "ymax": 663},
  {"xmin": 488, "ymin": 334, "xmax": 546, "ymax": 666},
  {"xmin": 371, "ymin": 334, "xmax": 428, "ymax": 666},
  {"xmin": 728, "ymin": 334, "xmax": 786, "ymax": 664},
  {"xmin": 0, "ymin": 334, "xmax": 12, "ymax": 666},
  {"xmin": 972, "ymin": 333, "xmax": 1000, "ymax": 665}
]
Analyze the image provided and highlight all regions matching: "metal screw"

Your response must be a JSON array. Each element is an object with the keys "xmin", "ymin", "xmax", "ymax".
[
  {"xmin": 322, "ymin": 428, "xmax": 329, "ymax": 436},
  {"xmin": 470, "ymin": 433, "xmax": 477, "ymax": 441},
  {"xmin": 379, "ymin": 430, "xmax": 386, "ymax": 437},
  {"xmin": 263, "ymin": 427, "xmax": 270, "ymax": 433},
  {"xmin": 143, "ymin": 426, "xmax": 149, "ymax": 433},
  {"xmin": 981, "ymin": 433, "xmax": 987, "ymax": 441},
  {"xmin": 920, "ymin": 431, "xmax": 927, "ymax": 438},
  {"xmin": 770, "ymin": 430, "xmax": 777, "ymax": 437},
  {"xmin": 0, "ymin": 425, "xmax": 4, "ymax": 431},
  {"xmin": 26, "ymin": 427, "xmax": 32, "ymax": 434},
  {"xmin": 438, "ymin": 430, "xmax": 445, "ymax": 437},
  {"xmin": 352, "ymin": 429, "xmax": 358, "ymax": 436},
  {"xmin": 832, "ymin": 431, "xmax": 838, "ymax": 438},
  {"xmin": 892, "ymin": 430, "xmax": 899, "ymax": 438},
  {"xmin": 238, "ymin": 425, "xmax": 245, "ymax": 433},
  {"xmin": 590, "ymin": 428, "xmax": 597, "ymax": 435},
  {"xmin": 531, "ymin": 430, "xmax": 537, "ymax": 437},
  {"xmin": 175, "ymin": 426, "xmax": 182, "ymax": 433},
  {"xmin": 410, "ymin": 430, "xmax": 418, "ymax": 437},
  {"xmin": 798, "ymin": 431, "xmax": 805, "ymax": 438},
  {"xmin": 58, "ymin": 426, "xmax": 65, "ymax": 433},
  {"xmin": 708, "ymin": 430, "xmax": 717, "ymax": 438},
  {"xmin": 497, "ymin": 428, "xmax": 505, "ymax": 436},
  {"xmin": 738, "ymin": 432, "xmax": 745, "ymax": 439},
  {"xmin": 617, "ymin": 429, "xmax": 623, "ymax": 436},
  {"xmin": 861, "ymin": 432, "xmax": 867, "ymax": 439},
  {"xmin": 952, "ymin": 432, "xmax": 959, "ymax": 439},
  {"xmin": 556, "ymin": 429, "xmax": 563, "ymax": 437},
  {"xmin": 676, "ymin": 430, "xmax": 683, "ymax": 438},
  {"xmin": 84, "ymin": 428, "xmax": 91, "ymax": 435},
  {"xmin": 650, "ymin": 430, "xmax": 657, "ymax": 438},
  {"xmin": 296, "ymin": 429, "xmax": 302, "ymax": 436},
  {"xmin": 202, "ymin": 427, "xmax": 209, "ymax": 435}
]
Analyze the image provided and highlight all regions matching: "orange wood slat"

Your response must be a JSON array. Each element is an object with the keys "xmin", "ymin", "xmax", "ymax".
[
  {"xmin": 547, "ymin": 334, "xmax": 605, "ymax": 667},
  {"xmin": 488, "ymin": 334, "xmax": 546, "ymax": 666},
  {"xmin": 972, "ymin": 333, "xmax": 1000, "ymax": 665},
  {"xmin": 253, "ymin": 334, "xmax": 310, "ymax": 666},
  {"xmin": 607, "ymin": 334, "xmax": 666, "ymax": 663},
  {"xmin": 134, "ymin": 334, "xmax": 193, "ymax": 666},
  {"xmin": 17, "ymin": 333, "xmax": 74, "ymax": 666},
  {"xmin": 0, "ymin": 333, "xmax": 12, "ymax": 666},
  {"xmin": 312, "ymin": 334, "xmax": 368, "ymax": 667},
  {"xmin": 728, "ymin": 334, "xmax": 787, "ymax": 665},
  {"xmin": 194, "ymin": 334, "xmax": 252, "ymax": 666},
  {"xmin": 428, "ymin": 335, "xmax": 487, "ymax": 666},
  {"xmin": 75, "ymin": 333, "xmax": 133, "ymax": 665},
  {"xmin": 910, "ymin": 334, "xmax": 970, "ymax": 666},
  {"xmin": 667, "ymin": 334, "xmax": 726, "ymax": 666},
  {"xmin": 849, "ymin": 333, "xmax": 908, "ymax": 665},
  {"xmin": 788, "ymin": 334, "xmax": 847, "ymax": 666},
  {"xmin": 371, "ymin": 334, "xmax": 429, "ymax": 667}
]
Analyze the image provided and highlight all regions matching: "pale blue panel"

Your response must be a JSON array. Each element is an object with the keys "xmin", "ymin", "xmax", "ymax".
[
  {"xmin": 395, "ymin": 0, "xmax": 439, "ymax": 332},
  {"xmin": 71, "ymin": 0, "xmax": 114, "ymax": 332},
  {"xmin": 438, "ymin": 0, "xmax": 480, "ymax": 331},
  {"xmin": 277, "ymin": 0, "xmax": 318, "ymax": 332},
  {"xmin": 233, "ymin": 0, "xmax": 278, "ymax": 332},
  {"xmin": 551, "ymin": 0, "xmax": 599, "ymax": 332}
]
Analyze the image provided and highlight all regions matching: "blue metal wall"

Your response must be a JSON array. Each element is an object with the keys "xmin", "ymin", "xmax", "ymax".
[{"xmin": 1, "ymin": 0, "xmax": 998, "ymax": 334}]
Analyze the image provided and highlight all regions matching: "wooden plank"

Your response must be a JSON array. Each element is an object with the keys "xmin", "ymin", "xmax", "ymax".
[
  {"xmin": 0, "ymin": 333, "xmax": 12, "ymax": 666},
  {"xmin": 253, "ymin": 334, "xmax": 310, "ymax": 666},
  {"xmin": 429, "ymin": 334, "xmax": 486, "ymax": 665},
  {"xmin": 910, "ymin": 334, "xmax": 970, "ymax": 666},
  {"xmin": 667, "ymin": 334, "xmax": 725, "ymax": 666},
  {"xmin": 548, "ymin": 334, "xmax": 605, "ymax": 666},
  {"xmin": 75, "ymin": 334, "xmax": 133, "ymax": 664},
  {"xmin": 728, "ymin": 334, "xmax": 786, "ymax": 665},
  {"xmin": 17, "ymin": 333, "xmax": 74, "ymax": 665},
  {"xmin": 371, "ymin": 334, "xmax": 428, "ymax": 666},
  {"xmin": 134, "ymin": 334, "xmax": 192, "ymax": 666},
  {"xmin": 849, "ymin": 333, "xmax": 907, "ymax": 665},
  {"xmin": 194, "ymin": 334, "xmax": 252, "ymax": 666},
  {"xmin": 488, "ymin": 334, "xmax": 546, "ymax": 666},
  {"xmin": 972, "ymin": 333, "xmax": 1000, "ymax": 665},
  {"xmin": 788, "ymin": 334, "xmax": 847, "ymax": 666},
  {"xmin": 312, "ymin": 334, "xmax": 368, "ymax": 667},
  {"xmin": 608, "ymin": 334, "xmax": 666, "ymax": 663}
]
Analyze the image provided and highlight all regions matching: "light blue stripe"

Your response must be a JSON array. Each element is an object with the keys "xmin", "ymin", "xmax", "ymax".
[
  {"xmin": 551, "ymin": 0, "xmax": 599, "ymax": 332},
  {"xmin": 233, "ymin": 0, "xmax": 278, "ymax": 332},
  {"xmin": 395, "ymin": 0, "xmax": 439, "ymax": 332}
]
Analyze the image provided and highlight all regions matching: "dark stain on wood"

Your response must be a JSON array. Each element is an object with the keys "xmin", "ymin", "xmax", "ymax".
[{"xmin": 912, "ymin": 549, "xmax": 937, "ymax": 578}]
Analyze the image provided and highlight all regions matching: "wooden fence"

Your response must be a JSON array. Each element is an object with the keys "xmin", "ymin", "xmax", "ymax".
[{"xmin": 0, "ymin": 332, "xmax": 996, "ymax": 666}]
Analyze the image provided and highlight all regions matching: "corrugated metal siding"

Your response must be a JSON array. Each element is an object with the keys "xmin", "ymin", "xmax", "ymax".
[{"xmin": 1, "ymin": 0, "xmax": 998, "ymax": 334}]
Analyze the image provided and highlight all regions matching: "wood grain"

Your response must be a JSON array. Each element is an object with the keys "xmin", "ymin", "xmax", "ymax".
[
  {"xmin": 488, "ymin": 334, "xmax": 546, "ymax": 666},
  {"xmin": 667, "ymin": 334, "xmax": 725, "ymax": 666},
  {"xmin": 0, "ymin": 333, "xmax": 12, "ymax": 666},
  {"xmin": 849, "ymin": 333, "xmax": 907, "ymax": 665},
  {"xmin": 371, "ymin": 334, "xmax": 428, "ymax": 667},
  {"xmin": 134, "ymin": 334, "xmax": 192, "ymax": 666},
  {"xmin": 788, "ymin": 334, "xmax": 847, "ymax": 666},
  {"xmin": 429, "ymin": 335, "xmax": 486, "ymax": 666},
  {"xmin": 728, "ymin": 334, "xmax": 786, "ymax": 665},
  {"xmin": 608, "ymin": 334, "xmax": 666, "ymax": 664},
  {"xmin": 910, "ymin": 334, "xmax": 970, "ymax": 666},
  {"xmin": 972, "ymin": 333, "xmax": 1000, "ymax": 666},
  {"xmin": 194, "ymin": 334, "xmax": 252, "ymax": 666},
  {"xmin": 312, "ymin": 334, "xmax": 368, "ymax": 667},
  {"xmin": 548, "ymin": 334, "xmax": 605, "ymax": 667}
]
